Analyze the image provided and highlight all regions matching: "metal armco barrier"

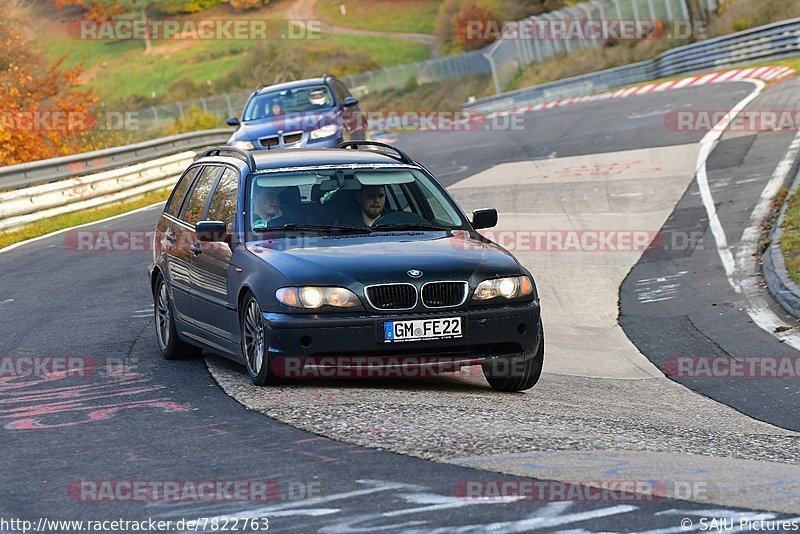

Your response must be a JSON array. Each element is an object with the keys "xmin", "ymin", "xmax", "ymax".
[
  {"xmin": 0, "ymin": 129, "xmax": 231, "ymax": 192},
  {"xmin": 0, "ymin": 152, "xmax": 197, "ymax": 233},
  {"xmin": 465, "ymin": 18, "xmax": 800, "ymax": 114}
]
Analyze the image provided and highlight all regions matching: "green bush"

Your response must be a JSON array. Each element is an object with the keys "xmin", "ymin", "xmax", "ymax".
[
  {"xmin": 170, "ymin": 105, "xmax": 222, "ymax": 134},
  {"xmin": 151, "ymin": 0, "xmax": 221, "ymax": 15}
]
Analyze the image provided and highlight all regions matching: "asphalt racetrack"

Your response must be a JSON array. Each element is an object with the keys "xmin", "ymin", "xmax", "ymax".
[{"xmin": 3, "ymin": 78, "xmax": 800, "ymax": 531}]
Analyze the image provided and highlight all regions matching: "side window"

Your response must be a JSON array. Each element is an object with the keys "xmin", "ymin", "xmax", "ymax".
[
  {"xmin": 180, "ymin": 165, "xmax": 222, "ymax": 225},
  {"xmin": 206, "ymin": 168, "xmax": 239, "ymax": 230},
  {"xmin": 165, "ymin": 166, "xmax": 201, "ymax": 217}
]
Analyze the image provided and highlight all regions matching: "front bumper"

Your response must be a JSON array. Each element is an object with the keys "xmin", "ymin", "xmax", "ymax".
[{"xmin": 262, "ymin": 301, "xmax": 542, "ymax": 367}]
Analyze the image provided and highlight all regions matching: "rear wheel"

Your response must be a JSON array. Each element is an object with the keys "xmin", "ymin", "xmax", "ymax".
[
  {"xmin": 240, "ymin": 293, "xmax": 278, "ymax": 386},
  {"xmin": 483, "ymin": 323, "xmax": 544, "ymax": 392},
  {"xmin": 154, "ymin": 273, "xmax": 201, "ymax": 360}
]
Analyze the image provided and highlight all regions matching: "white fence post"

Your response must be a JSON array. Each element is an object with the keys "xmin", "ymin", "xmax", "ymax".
[{"xmin": 665, "ymin": 0, "xmax": 674, "ymax": 21}]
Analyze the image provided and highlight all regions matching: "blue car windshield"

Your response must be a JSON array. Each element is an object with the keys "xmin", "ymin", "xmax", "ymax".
[
  {"xmin": 247, "ymin": 168, "xmax": 467, "ymax": 232},
  {"xmin": 243, "ymin": 85, "xmax": 335, "ymax": 121}
]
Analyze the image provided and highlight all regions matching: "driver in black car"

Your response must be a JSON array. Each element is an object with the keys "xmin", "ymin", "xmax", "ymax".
[{"xmin": 353, "ymin": 184, "xmax": 386, "ymax": 227}]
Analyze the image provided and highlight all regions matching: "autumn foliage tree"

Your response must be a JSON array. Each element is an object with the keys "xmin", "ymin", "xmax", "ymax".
[
  {"xmin": 53, "ymin": 0, "xmax": 124, "ymax": 23},
  {"xmin": 0, "ymin": 18, "xmax": 104, "ymax": 165},
  {"xmin": 452, "ymin": 3, "xmax": 500, "ymax": 52}
]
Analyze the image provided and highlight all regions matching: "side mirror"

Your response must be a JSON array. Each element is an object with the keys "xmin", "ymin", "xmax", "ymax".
[
  {"xmin": 343, "ymin": 97, "xmax": 359, "ymax": 108},
  {"xmin": 196, "ymin": 221, "xmax": 228, "ymax": 242},
  {"xmin": 471, "ymin": 208, "xmax": 497, "ymax": 230},
  {"xmin": 226, "ymin": 117, "xmax": 241, "ymax": 127}
]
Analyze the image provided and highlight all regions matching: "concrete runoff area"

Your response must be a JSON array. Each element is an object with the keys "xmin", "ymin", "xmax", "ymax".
[{"xmin": 207, "ymin": 142, "xmax": 800, "ymax": 513}]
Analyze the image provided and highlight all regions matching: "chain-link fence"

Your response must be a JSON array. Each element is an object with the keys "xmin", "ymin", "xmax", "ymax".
[
  {"xmin": 133, "ymin": 0, "xmax": 713, "ymax": 129},
  {"xmin": 483, "ymin": 0, "xmax": 716, "ymax": 92}
]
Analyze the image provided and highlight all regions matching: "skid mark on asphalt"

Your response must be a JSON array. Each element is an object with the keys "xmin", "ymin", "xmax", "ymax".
[
  {"xmin": 0, "ymin": 365, "xmax": 189, "ymax": 430},
  {"xmin": 635, "ymin": 272, "xmax": 688, "ymax": 304}
]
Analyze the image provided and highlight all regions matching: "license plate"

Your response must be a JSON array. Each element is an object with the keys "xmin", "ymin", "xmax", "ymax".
[{"xmin": 384, "ymin": 317, "xmax": 462, "ymax": 343}]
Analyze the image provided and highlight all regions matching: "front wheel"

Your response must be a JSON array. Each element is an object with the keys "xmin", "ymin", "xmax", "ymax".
[
  {"xmin": 483, "ymin": 323, "xmax": 544, "ymax": 392},
  {"xmin": 240, "ymin": 293, "xmax": 278, "ymax": 386}
]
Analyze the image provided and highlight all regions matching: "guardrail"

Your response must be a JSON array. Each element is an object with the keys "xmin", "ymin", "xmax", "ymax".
[
  {"xmin": 0, "ymin": 129, "xmax": 232, "ymax": 192},
  {"xmin": 465, "ymin": 18, "xmax": 800, "ymax": 114},
  {"xmin": 0, "ymin": 129, "xmax": 232, "ymax": 233},
  {"xmin": 0, "ymin": 152, "xmax": 198, "ymax": 233}
]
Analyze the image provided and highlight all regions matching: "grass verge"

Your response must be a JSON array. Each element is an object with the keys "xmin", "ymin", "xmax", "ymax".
[
  {"xmin": 781, "ymin": 187, "xmax": 800, "ymax": 286},
  {"xmin": 314, "ymin": 0, "xmax": 440, "ymax": 34},
  {"xmin": 0, "ymin": 189, "xmax": 170, "ymax": 250}
]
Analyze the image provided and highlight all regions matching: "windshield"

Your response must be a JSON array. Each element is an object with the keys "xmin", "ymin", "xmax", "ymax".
[
  {"xmin": 247, "ymin": 168, "xmax": 467, "ymax": 232},
  {"xmin": 243, "ymin": 85, "xmax": 335, "ymax": 121}
]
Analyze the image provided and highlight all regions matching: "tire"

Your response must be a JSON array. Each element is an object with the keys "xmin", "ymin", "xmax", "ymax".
[
  {"xmin": 482, "ymin": 322, "xmax": 544, "ymax": 392},
  {"xmin": 240, "ymin": 292, "xmax": 279, "ymax": 386},
  {"xmin": 154, "ymin": 273, "xmax": 202, "ymax": 360}
]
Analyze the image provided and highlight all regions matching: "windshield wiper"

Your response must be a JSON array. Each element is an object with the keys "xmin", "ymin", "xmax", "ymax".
[
  {"xmin": 254, "ymin": 224, "xmax": 373, "ymax": 234},
  {"xmin": 372, "ymin": 223, "xmax": 449, "ymax": 231}
]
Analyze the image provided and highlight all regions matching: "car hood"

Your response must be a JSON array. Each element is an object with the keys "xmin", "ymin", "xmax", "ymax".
[
  {"xmin": 231, "ymin": 110, "xmax": 338, "ymax": 141},
  {"xmin": 245, "ymin": 230, "xmax": 522, "ymax": 287}
]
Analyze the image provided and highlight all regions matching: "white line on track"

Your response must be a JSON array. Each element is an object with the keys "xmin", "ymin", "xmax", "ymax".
[
  {"xmin": 694, "ymin": 78, "xmax": 800, "ymax": 349},
  {"xmin": 0, "ymin": 202, "xmax": 164, "ymax": 255}
]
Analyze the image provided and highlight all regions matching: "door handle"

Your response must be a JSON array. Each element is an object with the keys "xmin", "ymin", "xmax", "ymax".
[
  {"xmin": 165, "ymin": 232, "xmax": 177, "ymax": 243},
  {"xmin": 189, "ymin": 244, "xmax": 202, "ymax": 256}
]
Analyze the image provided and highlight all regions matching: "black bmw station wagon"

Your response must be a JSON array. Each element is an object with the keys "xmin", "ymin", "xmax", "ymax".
[{"xmin": 149, "ymin": 142, "xmax": 544, "ymax": 392}]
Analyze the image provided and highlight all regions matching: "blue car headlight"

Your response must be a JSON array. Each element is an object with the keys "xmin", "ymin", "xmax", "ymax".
[
  {"xmin": 309, "ymin": 124, "xmax": 339, "ymax": 141},
  {"xmin": 230, "ymin": 140, "xmax": 255, "ymax": 150}
]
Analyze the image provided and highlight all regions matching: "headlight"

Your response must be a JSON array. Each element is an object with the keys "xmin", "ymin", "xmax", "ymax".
[
  {"xmin": 309, "ymin": 124, "xmax": 339, "ymax": 140},
  {"xmin": 472, "ymin": 276, "xmax": 534, "ymax": 301},
  {"xmin": 276, "ymin": 286, "xmax": 361, "ymax": 309},
  {"xmin": 230, "ymin": 140, "xmax": 255, "ymax": 150}
]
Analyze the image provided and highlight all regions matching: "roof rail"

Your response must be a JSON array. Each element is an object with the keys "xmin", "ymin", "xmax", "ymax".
[
  {"xmin": 196, "ymin": 146, "xmax": 256, "ymax": 171},
  {"xmin": 336, "ymin": 141, "xmax": 414, "ymax": 165}
]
